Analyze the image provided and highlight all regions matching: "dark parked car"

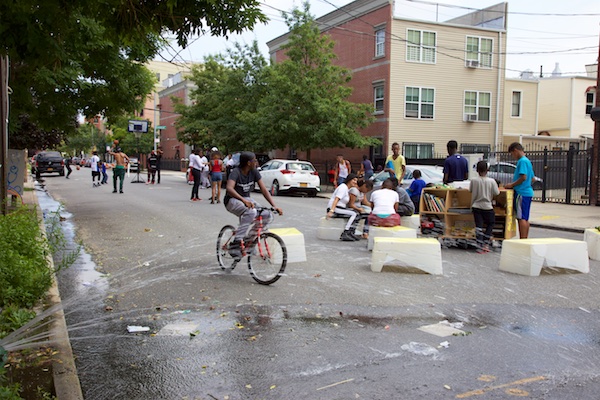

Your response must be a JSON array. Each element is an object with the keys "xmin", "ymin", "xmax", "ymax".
[{"xmin": 34, "ymin": 151, "xmax": 65, "ymax": 176}]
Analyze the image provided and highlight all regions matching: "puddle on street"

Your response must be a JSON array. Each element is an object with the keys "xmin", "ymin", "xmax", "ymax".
[{"xmin": 32, "ymin": 184, "xmax": 600, "ymax": 399}]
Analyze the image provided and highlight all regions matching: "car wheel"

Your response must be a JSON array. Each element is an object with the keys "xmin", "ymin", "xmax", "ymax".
[
  {"xmin": 308, "ymin": 190, "xmax": 317, "ymax": 198},
  {"xmin": 271, "ymin": 180, "xmax": 280, "ymax": 196}
]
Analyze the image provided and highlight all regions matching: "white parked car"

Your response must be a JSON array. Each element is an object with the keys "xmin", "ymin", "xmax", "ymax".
[
  {"xmin": 258, "ymin": 159, "xmax": 321, "ymax": 197},
  {"xmin": 370, "ymin": 165, "xmax": 444, "ymax": 190}
]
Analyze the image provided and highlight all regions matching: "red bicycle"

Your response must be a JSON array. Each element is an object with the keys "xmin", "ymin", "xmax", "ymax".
[{"xmin": 216, "ymin": 207, "xmax": 287, "ymax": 285}]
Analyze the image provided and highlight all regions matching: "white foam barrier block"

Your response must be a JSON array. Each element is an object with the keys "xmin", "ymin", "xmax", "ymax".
[
  {"xmin": 584, "ymin": 228, "xmax": 600, "ymax": 261},
  {"xmin": 371, "ymin": 237, "xmax": 442, "ymax": 275},
  {"xmin": 269, "ymin": 228, "xmax": 306, "ymax": 263},
  {"xmin": 367, "ymin": 225, "xmax": 417, "ymax": 251},
  {"xmin": 401, "ymin": 214, "xmax": 421, "ymax": 232},
  {"xmin": 499, "ymin": 238, "xmax": 589, "ymax": 276}
]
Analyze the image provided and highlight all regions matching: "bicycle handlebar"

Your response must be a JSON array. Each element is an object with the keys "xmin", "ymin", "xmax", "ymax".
[{"xmin": 255, "ymin": 206, "xmax": 281, "ymax": 216}]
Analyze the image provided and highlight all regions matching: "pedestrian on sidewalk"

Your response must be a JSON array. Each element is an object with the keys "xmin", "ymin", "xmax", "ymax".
[
  {"xmin": 470, "ymin": 160, "xmax": 499, "ymax": 253},
  {"xmin": 155, "ymin": 146, "xmax": 163, "ymax": 184},
  {"xmin": 333, "ymin": 154, "xmax": 351, "ymax": 187},
  {"xmin": 209, "ymin": 151, "xmax": 223, "ymax": 204},
  {"xmin": 504, "ymin": 142, "xmax": 535, "ymax": 239}
]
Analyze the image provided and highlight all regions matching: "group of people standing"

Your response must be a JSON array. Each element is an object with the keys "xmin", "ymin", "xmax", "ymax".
[
  {"xmin": 326, "ymin": 139, "xmax": 535, "ymax": 247},
  {"xmin": 188, "ymin": 147, "xmax": 225, "ymax": 204}
]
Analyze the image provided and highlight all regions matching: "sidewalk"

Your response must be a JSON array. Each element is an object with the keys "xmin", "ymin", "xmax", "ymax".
[{"xmin": 318, "ymin": 185, "xmax": 599, "ymax": 233}]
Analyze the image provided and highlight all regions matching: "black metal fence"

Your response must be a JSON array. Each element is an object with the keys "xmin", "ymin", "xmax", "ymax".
[
  {"xmin": 493, "ymin": 147, "xmax": 592, "ymax": 205},
  {"xmin": 407, "ymin": 146, "xmax": 593, "ymax": 205}
]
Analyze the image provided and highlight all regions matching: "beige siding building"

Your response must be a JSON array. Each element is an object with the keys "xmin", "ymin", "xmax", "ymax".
[
  {"xmin": 536, "ymin": 76, "xmax": 596, "ymax": 149},
  {"xmin": 268, "ymin": 0, "xmax": 507, "ymax": 166},
  {"xmin": 502, "ymin": 78, "xmax": 539, "ymax": 146},
  {"xmin": 389, "ymin": 10, "xmax": 507, "ymax": 157}
]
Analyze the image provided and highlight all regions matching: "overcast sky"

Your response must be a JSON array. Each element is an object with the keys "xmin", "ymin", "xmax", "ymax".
[{"xmin": 158, "ymin": 0, "xmax": 599, "ymax": 79}]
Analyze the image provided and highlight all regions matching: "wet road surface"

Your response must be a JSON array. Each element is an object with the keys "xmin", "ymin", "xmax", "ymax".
[{"xmin": 36, "ymin": 170, "xmax": 600, "ymax": 399}]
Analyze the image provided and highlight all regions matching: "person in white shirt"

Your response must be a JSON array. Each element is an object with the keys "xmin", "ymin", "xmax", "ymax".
[
  {"xmin": 368, "ymin": 179, "xmax": 401, "ymax": 227},
  {"xmin": 199, "ymin": 150, "xmax": 210, "ymax": 188},
  {"xmin": 188, "ymin": 149, "xmax": 204, "ymax": 201},
  {"xmin": 326, "ymin": 173, "xmax": 363, "ymax": 241},
  {"xmin": 90, "ymin": 151, "xmax": 101, "ymax": 187}
]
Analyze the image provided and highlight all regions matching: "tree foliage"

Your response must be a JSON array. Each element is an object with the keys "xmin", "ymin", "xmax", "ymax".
[
  {"xmin": 0, "ymin": 0, "xmax": 267, "ymax": 150},
  {"xmin": 254, "ymin": 3, "xmax": 376, "ymax": 157},
  {"xmin": 175, "ymin": 41, "xmax": 270, "ymax": 151},
  {"xmin": 176, "ymin": 4, "xmax": 376, "ymax": 158}
]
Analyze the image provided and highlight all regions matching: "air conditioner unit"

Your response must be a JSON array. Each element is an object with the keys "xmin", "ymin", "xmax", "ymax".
[
  {"xmin": 466, "ymin": 60, "xmax": 479, "ymax": 68},
  {"xmin": 464, "ymin": 113, "xmax": 477, "ymax": 122}
]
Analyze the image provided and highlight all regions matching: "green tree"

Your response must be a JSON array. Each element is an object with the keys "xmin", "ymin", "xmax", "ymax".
[
  {"xmin": 0, "ymin": 0, "xmax": 267, "ymax": 149},
  {"xmin": 175, "ymin": 41, "xmax": 270, "ymax": 152},
  {"xmin": 253, "ymin": 3, "xmax": 377, "ymax": 159},
  {"xmin": 106, "ymin": 115, "xmax": 154, "ymax": 157}
]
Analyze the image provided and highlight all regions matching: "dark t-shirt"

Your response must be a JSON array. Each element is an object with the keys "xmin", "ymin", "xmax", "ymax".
[
  {"xmin": 224, "ymin": 167, "xmax": 262, "ymax": 205},
  {"xmin": 443, "ymin": 154, "xmax": 469, "ymax": 183}
]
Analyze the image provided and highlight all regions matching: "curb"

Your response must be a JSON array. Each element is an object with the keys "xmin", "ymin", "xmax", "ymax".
[{"xmin": 30, "ymin": 181, "xmax": 84, "ymax": 400}]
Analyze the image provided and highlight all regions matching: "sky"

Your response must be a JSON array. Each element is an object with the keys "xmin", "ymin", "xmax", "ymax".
[{"xmin": 157, "ymin": 0, "xmax": 600, "ymax": 79}]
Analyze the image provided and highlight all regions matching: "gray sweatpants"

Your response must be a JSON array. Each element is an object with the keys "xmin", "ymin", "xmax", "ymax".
[{"xmin": 226, "ymin": 197, "xmax": 274, "ymax": 240}]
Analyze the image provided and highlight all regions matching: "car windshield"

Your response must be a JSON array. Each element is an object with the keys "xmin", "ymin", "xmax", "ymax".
[{"xmin": 286, "ymin": 162, "xmax": 315, "ymax": 172}]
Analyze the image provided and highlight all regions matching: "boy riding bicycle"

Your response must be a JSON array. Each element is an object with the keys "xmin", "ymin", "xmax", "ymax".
[{"xmin": 224, "ymin": 152, "xmax": 283, "ymax": 258}]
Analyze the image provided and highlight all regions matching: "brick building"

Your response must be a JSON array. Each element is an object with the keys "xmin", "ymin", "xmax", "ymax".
[{"xmin": 267, "ymin": 0, "xmax": 508, "ymax": 170}]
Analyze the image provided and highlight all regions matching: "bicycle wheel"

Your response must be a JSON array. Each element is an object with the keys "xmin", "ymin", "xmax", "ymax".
[
  {"xmin": 216, "ymin": 225, "xmax": 237, "ymax": 270},
  {"xmin": 247, "ymin": 232, "xmax": 287, "ymax": 285}
]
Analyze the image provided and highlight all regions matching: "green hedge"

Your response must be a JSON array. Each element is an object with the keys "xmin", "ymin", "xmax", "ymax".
[{"xmin": 0, "ymin": 207, "xmax": 52, "ymax": 309}]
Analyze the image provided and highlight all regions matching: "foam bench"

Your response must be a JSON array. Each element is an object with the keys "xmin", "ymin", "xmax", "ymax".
[
  {"xmin": 584, "ymin": 228, "xmax": 600, "ymax": 261},
  {"xmin": 499, "ymin": 238, "xmax": 589, "ymax": 276},
  {"xmin": 317, "ymin": 216, "xmax": 364, "ymax": 240},
  {"xmin": 367, "ymin": 225, "xmax": 417, "ymax": 250},
  {"xmin": 269, "ymin": 228, "xmax": 306, "ymax": 263},
  {"xmin": 371, "ymin": 237, "xmax": 443, "ymax": 275},
  {"xmin": 400, "ymin": 214, "xmax": 421, "ymax": 232}
]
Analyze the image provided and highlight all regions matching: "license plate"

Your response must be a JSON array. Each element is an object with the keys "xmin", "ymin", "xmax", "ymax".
[
  {"xmin": 299, "ymin": 182, "xmax": 308, "ymax": 187},
  {"xmin": 47, "ymin": 168, "xmax": 53, "ymax": 171}
]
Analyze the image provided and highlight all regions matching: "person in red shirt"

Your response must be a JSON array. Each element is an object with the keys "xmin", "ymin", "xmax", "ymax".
[{"xmin": 209, "ymin": 151, "xmax": 224, "ymax": 204}]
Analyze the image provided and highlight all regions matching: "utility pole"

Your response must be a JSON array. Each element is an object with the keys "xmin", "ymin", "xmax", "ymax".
[
  {"xmin": 0, "ymin": 56, "xmax": 8, "ymax": 216},
  {"xmin": 590, "ymin": 32, "xmax": 600, "ymax": 206}
]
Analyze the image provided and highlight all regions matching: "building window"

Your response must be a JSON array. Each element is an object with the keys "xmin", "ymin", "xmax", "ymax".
[
  {"xmin": 403, "ymin": 143, "xmax": 434, "ymax": 159},
  {"xmin": 461, "ymin": 143, "xmax": 491, "ymax": 156},
  {"xmin": 155, "ymin": 73, "xmax": 161, "ymax": 81},
  {"xmin": 466, "ymin": 36, "xmax": 493, "ymax": 68},
  {"xmin": 375, "ymin": 29, "xmax": 385, "ymax": 57},
  {"xmin": 511, "ymin": 91, "xmax": 522, "ymax": 117},
  {"xmin": 407, "ymin": 29, "xmax": 436, "ymax": 63},
  {"xmin": 405, "ymin": 87, "xmax": 435, "ymax": 119},
  {"xmin": 586, "ymin": 91, "xmax": 595, "ymax": 115},
  {"xmin": 372, "ymin": 137, "xmax": 384, "ymax": 158},
  {"xmin": 374, "ymin": 85, "xmax": 384, "ymax": 113},
  {"xmin": 464, "ymin": 91, "xmax": 491, "ymax": 121}
]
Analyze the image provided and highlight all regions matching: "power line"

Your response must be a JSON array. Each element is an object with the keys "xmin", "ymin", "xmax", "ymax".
[{"xmin": 406, "ymin": 0, "xmax": 600, "ymax": 16}]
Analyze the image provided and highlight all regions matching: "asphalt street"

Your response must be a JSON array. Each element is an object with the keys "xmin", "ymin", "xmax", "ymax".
[{"xmin": 38, "ymin": 168, "xmax": 600, "ymax": 399}]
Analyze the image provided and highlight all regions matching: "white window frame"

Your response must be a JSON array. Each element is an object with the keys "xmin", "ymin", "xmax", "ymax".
[
  {"xmin": 405, "ymin": 86, "xmax": 435, "ymax": 119},
  {"xmin": 374, "ymin": 84, "xmax": 384, "ymax": 114},
  {"xmin": 464, "ymin": 90, "xmax": 492, "ymax": 122},
  {"xmin": 586, "ymin": 91, "xmax": 595, "ymax": 115},
  {"xmin": 375, "ymin": 29, "xmax": 385, "ymax": 58},
  {"xmin": 465, "ymin": 36, "xmax": 493, "ymax": 68},
  {"xmin": 406, "ymin": 29, "xmax": 436, "ymax": 64},
  {"xmin": 511, "ymin": 91, "xmax": 522, "ymax": 118}
]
